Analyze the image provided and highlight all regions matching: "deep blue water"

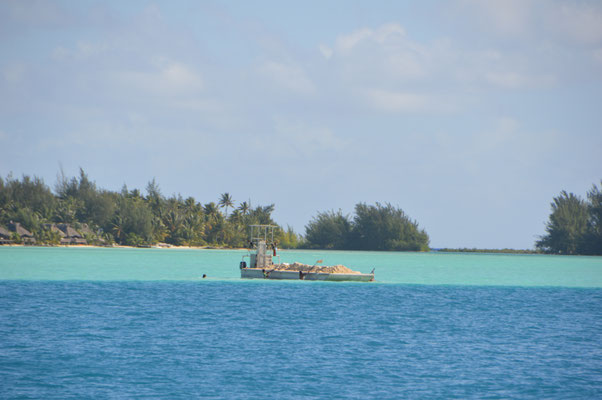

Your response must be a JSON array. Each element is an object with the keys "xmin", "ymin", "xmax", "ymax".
[{"xmin": 1, "ymin": 281, "xmax": 601, "ymax": 399}]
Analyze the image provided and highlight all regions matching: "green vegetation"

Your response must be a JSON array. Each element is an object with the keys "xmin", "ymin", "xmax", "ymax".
[
  {"xmin": 304, "ymin": 210, "xmax": 351, "ymax": 249},
  {"xmin": 304, "ymin": 203, "xmax": 430, "ymax": 251},
  {"xmin": 536, "ymin": 181, "xmax": 602, "ymax": 255},
  {"xmin": 0, "ymin": 170, "xmax": 301, "ymax": 248},
  {"xmin": 6, "ymin": 170, "xmax": 599, "ymax": 255},
  {"xmin": 0, "ymin": 172, "xmax": 431, "ymax": 251}
]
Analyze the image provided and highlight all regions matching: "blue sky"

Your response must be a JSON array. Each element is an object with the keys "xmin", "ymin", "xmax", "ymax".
[{"xmin": 1, "ymin": 0, "xmax": 601, "ymax": 249}]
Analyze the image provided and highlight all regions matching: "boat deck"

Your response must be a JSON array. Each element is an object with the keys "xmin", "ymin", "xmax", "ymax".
[{"xmin": 241, "ymin": 268, "xmax": 374, "ymax": 282}]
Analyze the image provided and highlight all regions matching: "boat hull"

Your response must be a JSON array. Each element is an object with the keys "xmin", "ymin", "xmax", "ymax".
[{"xmin": 240, "ymin": 268, "xmax": 374, "ymax": 282}]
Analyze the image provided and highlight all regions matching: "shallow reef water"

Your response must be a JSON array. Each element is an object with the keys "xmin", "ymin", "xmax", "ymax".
[{"xmin": 1, "ymin": 248, "xmax": 601, "ymax": 398}]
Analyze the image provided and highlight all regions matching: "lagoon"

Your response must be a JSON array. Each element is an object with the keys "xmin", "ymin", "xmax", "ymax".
[
  {"xmin": 1, "ymin": 247, "xmax": 601, "ymax": 399},
  {"xmin": 0, "ymin": 246, "xmax": 601, "ymax": 287}
]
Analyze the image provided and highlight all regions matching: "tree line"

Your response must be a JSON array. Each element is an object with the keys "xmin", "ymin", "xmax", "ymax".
[
  {"xmin": 536, "ymin": 181, "xmax": 602, "ymax": 255},
  {"xmin": 0, "ymin": 169, "xmax": 299, "ymax": 248},
  {"xmin": 304, "ymin": 203, "xmax": 430, "ymax": 251},
  {"xmin": 0, "ymin": 170, "xmax": 430, "ymax": 251},
  {"xmin": 3, "ymin": 171, "xmax": 601, "ymax": 254}
]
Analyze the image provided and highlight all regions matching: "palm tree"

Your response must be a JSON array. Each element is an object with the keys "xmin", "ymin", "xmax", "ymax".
[
  {"xmin": 204, "ymin": 202, "xmax": 220, "ymax": 227},
  {"xmin": 203, "ymin": 202, "xmax": 223, "ymax": 244},
  {"xmin": 184, "ymin": 197, "xmax": 198, "ymax": 214},
  {"xmin": 229, "ymin": 209, "xmax": 242, "ymax": 224},
  {"xmin": 204, "ymin": 202, "xmax": 218, "ymax": 216},
  {"xmin": 250, "ymin": 204, "xmax": 275, "ymax": 225},
  {"xmin": 238, "ymin": 201, "xmax": 250, "ymax": 215},
  {"xmin": 111, "ymin": 215, "xmax": 126, "ymax": 244},
  {"xmin": 219, "ymin": 193, "xmax": 234, "ymax": 217}
]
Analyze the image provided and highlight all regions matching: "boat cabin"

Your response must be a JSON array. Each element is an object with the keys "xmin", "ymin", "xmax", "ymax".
[{"xmin": 242, "ymin": 224, "xmax": 279, "ymax": 269}]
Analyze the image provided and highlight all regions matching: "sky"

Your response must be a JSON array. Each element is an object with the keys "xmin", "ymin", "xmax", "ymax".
[{"xmin": 1, "ymin": 0, "xmax": 601, "ymax": 249}]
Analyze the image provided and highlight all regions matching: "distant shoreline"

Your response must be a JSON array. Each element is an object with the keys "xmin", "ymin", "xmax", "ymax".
[
  {"xmin": 1, "ymin": 243, "xmax": 542, "ymax": 254},
  {"xmin": 434, "ymin": 248, "xmax": 540, "ymax": 254}
]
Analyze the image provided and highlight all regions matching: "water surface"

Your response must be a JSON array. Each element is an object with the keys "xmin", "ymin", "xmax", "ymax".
[
  {"xmin": 1, "ymin": 247, "xmax": 601, "ymax": 399},
  {"xmin": 1, "ymin": 247, "xmax": 601, "ymax": 287}
]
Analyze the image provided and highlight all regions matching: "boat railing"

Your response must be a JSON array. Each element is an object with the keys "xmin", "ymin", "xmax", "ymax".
[
  {"xmin": 249, "ymin": 224, "xmax": 277, "ymax": 246},
  {"xmin": 240, "ymin": 251, "xmax": 280, "ymax": 268}
]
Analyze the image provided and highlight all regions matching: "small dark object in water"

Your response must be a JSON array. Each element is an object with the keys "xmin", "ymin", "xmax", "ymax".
[{"xmin": 202, "ymin": 274, "xmax": 207, "ymax": 279}]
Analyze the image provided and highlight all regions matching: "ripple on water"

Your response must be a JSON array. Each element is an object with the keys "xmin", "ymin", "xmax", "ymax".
[{"xmin": 1, "ymin": 281, "xmax": 601, "ymax": 399}]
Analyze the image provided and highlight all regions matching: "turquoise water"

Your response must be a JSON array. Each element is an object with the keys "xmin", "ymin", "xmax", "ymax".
[
  {"xmin": 1, "ymin": 247, "xmax": 601, "ymax": 398},
  {"xmin": 0, "ymin": 247, "xmax": 601, "ymax": 287}
]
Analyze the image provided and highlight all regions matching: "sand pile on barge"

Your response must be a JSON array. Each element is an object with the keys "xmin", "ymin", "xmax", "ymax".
[{"xmin": 272, "ymin": 262, "xmax": 361, "ymax": 274}]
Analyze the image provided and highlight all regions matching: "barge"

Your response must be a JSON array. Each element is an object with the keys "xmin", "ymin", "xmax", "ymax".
[{"xmin": 239, "ymin": 225, "xmax": 374, "ymax": 282}]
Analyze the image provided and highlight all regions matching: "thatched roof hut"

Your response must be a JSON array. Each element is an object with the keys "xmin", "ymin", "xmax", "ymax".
[
  {"xmin": 0, "ymin": 226, "xmax": 11, "ymax": 238},
  {"xmin": 8, "ymin": 222, "xmax": 36, "ymax": 244},
  {"xmin": 57, "ymin": 224, "xmax": 83, "ymax": 238},
  {"xmin": 79, "ymin": 224, "xmax": 95, "ymax": 236},
  {"xmin": 9, "ymin": 222, "xmax": 33, "ymax": 237},
  {"xmin": 56, "ymin": 223, "xmax": 87, "ymax": 245},
  {"xmin": 44, "ymin": 224, "xmax": 66, "ymax": 237},
  {"xmin": 0, "ymin": 226, "xmax": 12, "ymax": 244}
]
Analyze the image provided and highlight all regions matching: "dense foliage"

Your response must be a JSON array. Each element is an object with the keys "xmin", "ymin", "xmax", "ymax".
[
  {"xmin": 304, "ymin": 203, "xmax": 430, "ymax": 251},
  {"xmin": 536, "ymin": 181, "xmax": 602, "ymax": 255},
  {"xmin": 303, "ymin": 210, "xmax": 351, "ymax": 249},
  {"xmin": 0, "ymin": 170, "xmax": 300, "ymax": 248},
  {"xmin": 11, "ymin": 172, "xmax": 602, "ymax": 255}
]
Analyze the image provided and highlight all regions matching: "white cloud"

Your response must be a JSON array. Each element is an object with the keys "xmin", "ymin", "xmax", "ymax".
[
  {"xmin": 374, "ymin": 23, "xmax": 407, "ymax": 42},
  {"xmin": 161, "ymin": 63, "xmax": 203, "ymax": 89},
  {"xmin": 458, "ymin": 0, "xmax": 602, "ymax": 46},
  {"xmin": 318, "ymin": 44, "xmax": 333, "ymax": 59},
  {"xmin": 363, "ymin": 89, "xmax": 429, "ymax": 113},
  {"xmin": 551, "ymin": 3, "xmax": 602, "ymax": 45},
  {"xmin": 76, "ymin": 41, "xmax": 109, "ymax": 58},
  {"xmin": 463, "ymin": 47, "xmax": 558, "ymax": 89},
  {"xmin": 484, "ymin": 72, "xmax": 527, "ymax": 89},
  {"xmin": 328, "ymin": 23, "xmax": 429, "ymax": 86},
  {"xmin": 458, "ymin": 0, "xmax": 532, "ymax": 36},
  {"xmin": 260, "ymin": 61, "xmax": 316, "ymax": 94},
  {"xmin": 268, "ymin": 118, "xmax": 346, "ymax": 158},
  {"xmin": 485, "ymin": 71, "xmax": 556, "ymax": 89},
  {"xmin": 116, "ymin": 61, "xmax": 203, "ymax": 96},
  {"xmin": 321, "ymin": 23, "xmax": 505, "ymax": 112},
  {"xmin": 335, "ymin": 23, "xmax": 407, "ymax": 53},
  {"xmin": 335, "ymin": 27, "xmax": 374, "ymax": 53},
  {"xmin": 52, "ymin": 41, "xmax": 109, "ymax": 61}
]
